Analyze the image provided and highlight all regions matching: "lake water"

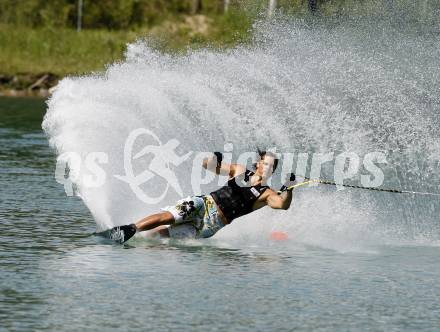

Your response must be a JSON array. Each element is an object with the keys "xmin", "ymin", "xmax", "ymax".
[{"xmin": 1, "ymin": 96, "xmax": 439, "ymax": 331}]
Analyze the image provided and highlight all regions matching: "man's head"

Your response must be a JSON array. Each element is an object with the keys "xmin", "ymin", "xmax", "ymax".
[{"xmin": 255, "ymin": 149, "xmax": 278, "ymax": 179}]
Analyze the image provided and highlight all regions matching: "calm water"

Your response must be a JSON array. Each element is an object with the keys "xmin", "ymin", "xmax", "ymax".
[{"xmin": 1, "ymin": 96, "xmax": 439, "ymax": 331}]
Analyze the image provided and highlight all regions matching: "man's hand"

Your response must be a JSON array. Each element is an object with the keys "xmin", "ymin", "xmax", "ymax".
[
  {"xmin": 279, "ymin": 173, "xmax": 296, "ymax": 193},
  {"xmin": 266, "ymin": 188, "xmax": 293, "ymax": 210}
]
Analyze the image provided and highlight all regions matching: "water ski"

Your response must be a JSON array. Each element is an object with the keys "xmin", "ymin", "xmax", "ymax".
[{"xmin": 95, "ymin": 224, "xmax": 137, "ymax": 244}]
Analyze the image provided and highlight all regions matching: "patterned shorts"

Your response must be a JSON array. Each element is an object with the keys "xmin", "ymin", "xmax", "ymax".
[{"xmin": 162, "ymin": 195, "xmax": 227, "ymax": 239}]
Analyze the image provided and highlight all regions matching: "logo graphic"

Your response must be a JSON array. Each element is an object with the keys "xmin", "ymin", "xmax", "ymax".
[
  {"xmin": 115, "ymin": 128, "xmax": 192, "ymax": 204},
  {"xmin": 250, "ymin": 187, "xmax": 260, "ymax": 197}
]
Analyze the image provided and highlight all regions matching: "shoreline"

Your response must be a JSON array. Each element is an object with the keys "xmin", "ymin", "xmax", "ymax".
[
  {"xmin": 0, "ymin": 73, "xmax": 59, "ymax": 98},
  {"xmin": 0, "ymin": 13, "xmax": 249, "ymax": 99}
]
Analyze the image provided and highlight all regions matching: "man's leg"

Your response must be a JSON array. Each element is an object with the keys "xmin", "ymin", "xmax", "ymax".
[
  {"xmin": 109, "ymin": 211, "xmax": 174, "ymax": 243},
  {"xmin": 136, "ymin": 212, "xmax": 199, "ymax": 239},
  {"xmin": 146, "ymin": 225, "xmax": 170, "ymax": 238},
  {"xmin": 135, "ymin": 212, "xmax": 175, "ymax": 232}
]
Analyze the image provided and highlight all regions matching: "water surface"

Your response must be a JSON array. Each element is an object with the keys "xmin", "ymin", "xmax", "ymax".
[{"xmin": 1, "ymin": 96, "xmax": 440, "ymax": 331}]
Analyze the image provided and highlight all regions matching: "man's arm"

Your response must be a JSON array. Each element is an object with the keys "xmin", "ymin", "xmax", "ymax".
[
  {"xmin": 266, "ymin": 189, "xmax": 293, "ymax": 210},
  {"xmin": 202, "ymin": 154, "xmax": 245, "ymax": 177}
]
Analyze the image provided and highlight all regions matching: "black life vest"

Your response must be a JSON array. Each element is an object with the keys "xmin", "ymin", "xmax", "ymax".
[{"xmin": 210, "ymin": 170, "xmax": 269, "ymax": 223}]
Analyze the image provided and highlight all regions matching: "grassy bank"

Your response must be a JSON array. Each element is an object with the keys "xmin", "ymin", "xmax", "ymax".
[
  {"xmin": 0, "ymin": 10, "xmax": 252, "ymax": 77},
  {"xmin": 0, "ymin": 10, "xmax": 253, "ymax": 96},
  {"xmin": 2, "ymin": 0, "xmax": 437, "ymax": 77},
  {"xmin": 0, "ymin": 25, "xmax": 137, "ymax": 76},
  {"xmin": 1, "ymin": 0, "xmax": 437, "ymax": 96}
]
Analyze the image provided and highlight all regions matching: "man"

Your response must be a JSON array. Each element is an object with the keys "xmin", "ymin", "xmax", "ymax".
[{"xmin": 108, "ymin": 150, "xmax": 295, "ymax": 243}]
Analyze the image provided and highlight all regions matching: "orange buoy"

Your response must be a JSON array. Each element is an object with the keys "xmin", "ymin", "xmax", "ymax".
[{"xmin": 270, "ymin": 231, "xmax": 289, "ymax": 241}]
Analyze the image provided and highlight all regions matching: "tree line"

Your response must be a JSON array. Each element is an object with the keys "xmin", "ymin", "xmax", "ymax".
[
  {"xmin": 0, "ymin": 0, "xmax": 325, "ymax": 29},
  {"xmin": 0, "ymin": 0, "xmax": 438, "ymax": 30}
]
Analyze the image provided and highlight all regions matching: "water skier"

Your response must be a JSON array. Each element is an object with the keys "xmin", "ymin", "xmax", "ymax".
[{"xmin": 109, "ymin": 150, "xmax": 295, "ymax": 243}]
